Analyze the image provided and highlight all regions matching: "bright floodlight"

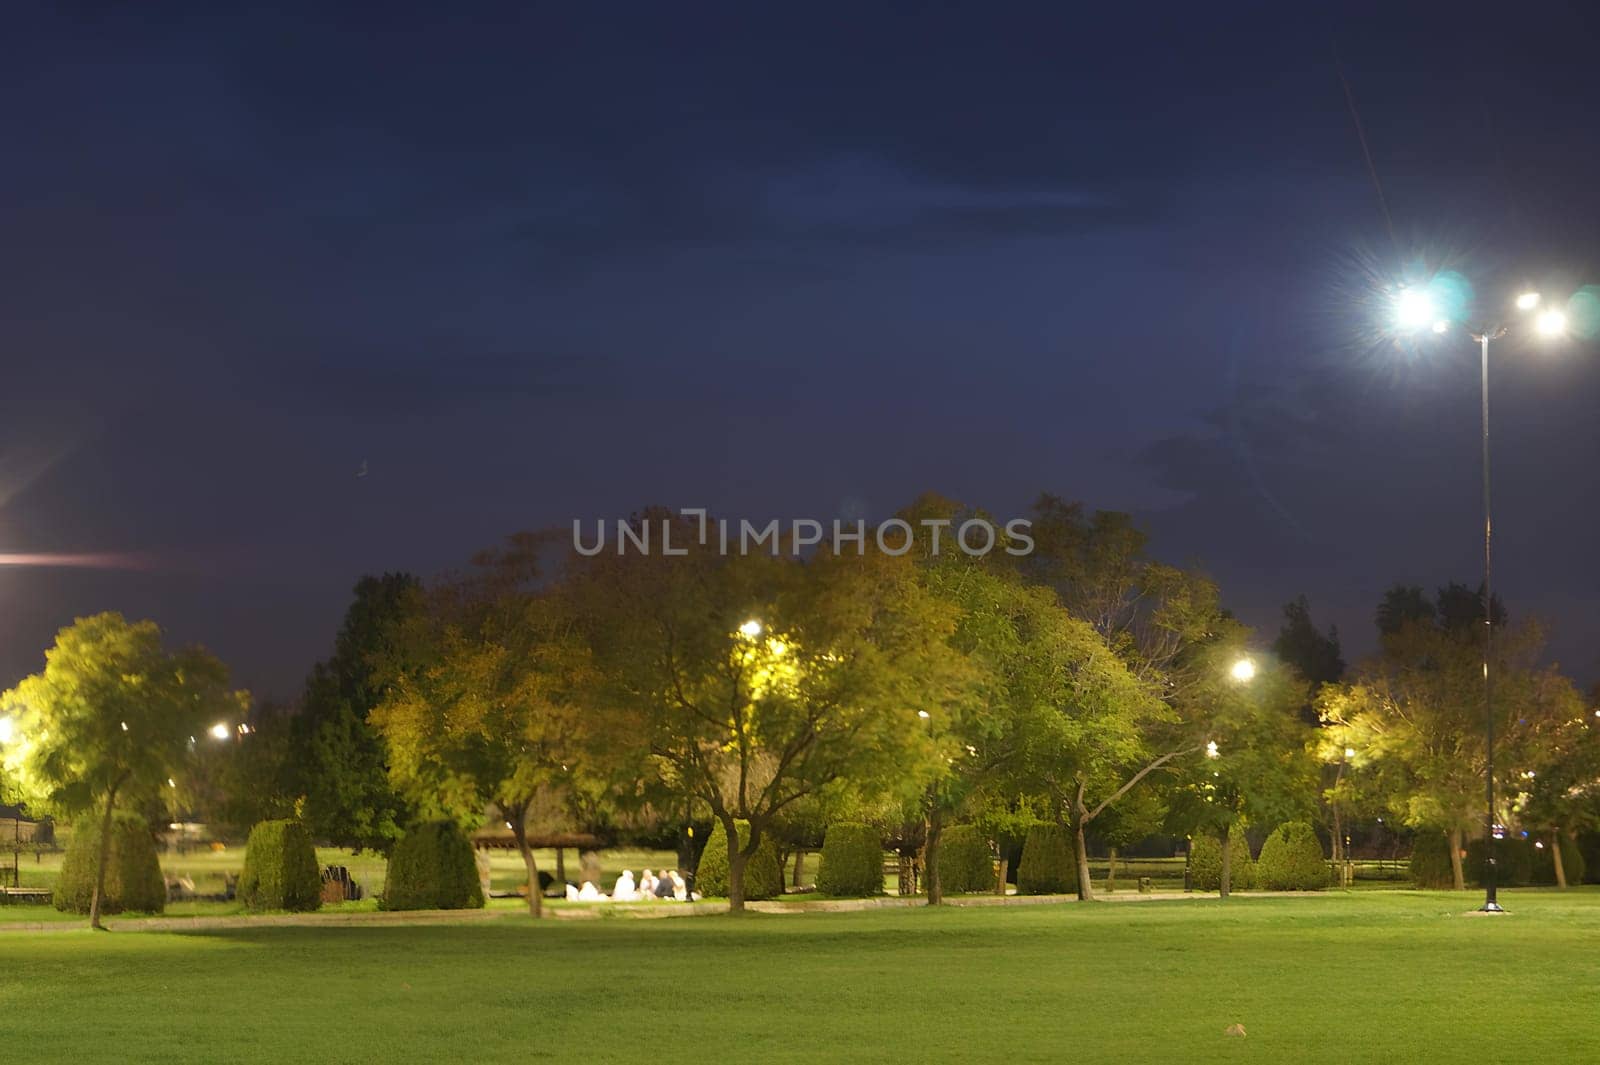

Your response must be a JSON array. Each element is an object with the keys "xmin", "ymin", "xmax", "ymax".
[
  {"xmin": 1343, "ymin": 747, "xmax": 1357, "ymax": 759},
  {"xmin": 1536, "ymin": 309, "xmax": 1568, "ymax": 337},
  {"xmin": 738, "ymin": 619, "xmax": 763, "ymax": 638},
  {"xmin": 1393, "ymin": 287, "xmax": 1437, "ymax": 332},
  {"xmin": 1229, "ymin": 657, "xmax": 1256, "ymax": 683},
  {"xmin": 209, "ymin": 722, "xmax": 231, "ymax": 740},
  {"xmin": 1205, "ymin": 740, "xmax": 1220, "ymax": 759},
  {"xmin": 917, "ymin": 710, "xmax": 931, "ymax": 719},
  {"xmin": 1515, "ymin": 291, "xmax": 1542, "ymax": 311},
  {"xmin": 0, "ymin": 716, "xmax": 12, "ymax": 745}
]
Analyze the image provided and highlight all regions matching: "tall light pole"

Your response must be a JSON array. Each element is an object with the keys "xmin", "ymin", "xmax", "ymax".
[{"xmin": 1393, "ymin": 282, "xmax": 1569, "ymax": 913}]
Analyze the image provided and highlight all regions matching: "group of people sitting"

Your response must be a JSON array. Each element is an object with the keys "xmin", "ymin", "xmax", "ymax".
[{"xmin": 564, "ymin": 868, "xmax": 694, "ymax": 902}]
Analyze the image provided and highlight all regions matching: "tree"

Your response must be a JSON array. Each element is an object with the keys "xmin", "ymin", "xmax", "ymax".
[
  {"xmin": 372, "ymin": 533, "xmax": 601, "ymax": 918},
  {"xmin": 292, "ymin": 574, "xmax": 422, "ymax": 853},
  {"xmin": 1321, "ymin": 589, "xmax": 1577, "ymax": 890},
  {"xmin": 4, "ymin": 613, "xmax": 245, "ymax": 927},
  {"xmin": 565, "ymin": 511, "xmax": 962, "ymax": 912},
  {"xmin": 1272, "ymin": 596, "xmax": 1344, "ymax": 703}
]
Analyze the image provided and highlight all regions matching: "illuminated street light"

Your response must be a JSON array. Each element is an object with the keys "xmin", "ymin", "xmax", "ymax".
[
  {"xmin": 1536, "ymin": 308, "xmax": 1568, "ymax": 337},
  {"xmin": 1515, "ymin": 291, "xmax": 1541, "ymax": 311},
  {"xmin": 1229, "ymin": 657, "xmax": 1256, "ymax": 683},
  {"xmin": 738, "ymin": 619, "xmax": 763, "ymax": 639},
  {"xmin": 1344, "ymin": 747, "xmax": 1357, "ymax": 760},
  {"xmin": 1205, "ymin": 741, "xmax": 1220, "ymax": 759},
  {"xmin": 0, "ymin": 716, "xmax": 12, "ymax": 745},
  {"xmin": 209, "ymin": 722, "xmax": 231, "ymax": 741},
  {"xmin": 1393, "ymin": 286, "xmax": 1437, "ymax": 331},
  {"xmin": 917, "ymin": 710, "xmax": 931, "ymax": 719}
]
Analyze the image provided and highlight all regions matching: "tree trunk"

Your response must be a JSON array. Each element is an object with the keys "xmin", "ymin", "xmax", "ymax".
[
  {"xmin": 1073, "ymin": 817, "xmax": 1094, "ymax": 901},
  {"xmin": 510, "ymin": 819, "xmax": 541, "ymax": 918},
  {"xmin": 792, "ymin": 849, "xmax": 806, "ymax": 889},
  {"xmin": 1106, "ymin": 847, "xmax": 1118, "ymax": 894},
  {"xmin": 1220, "ymin": 827, "xmax": 1233, "ymax": 900},
  {"xmin": 88, "ymin": 780, "xmax": 122, "ymax": 930},
  {"xmin": 554, "ymin": 846, "xmax": 566, "ymax": 885},
  {"xmin": 727, "ymin": 828, "xmax": 748, "ymax": 914},
  {"xmin": 925, "ymin": 806, "xmax": 944, "ymax": 905},
  {"xmin": 1332, "ymin": 803, "xmax": 1344, "ymax": 863},
  {"xmin": 1448, "ymin": 827, "xmax": 1465, "ymax": 892},
  {"xmin": 1552, "ymin": 830, "xmax": 1568, "ymax": 890},
  {"xmin": 996, "ymin": 857, "xmax": 1009, "ymax": 895}
]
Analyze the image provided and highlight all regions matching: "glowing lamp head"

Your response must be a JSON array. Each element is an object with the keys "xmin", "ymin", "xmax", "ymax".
[
  {"xmin": 917, "ymin": 710, "xmax": 931, "ymax": 719},
  {"xmin": 738, "ymin": 619, "xmax": 763, "ymax": 639},
  {"xmin": 1535, "ymin": 309, "xmax": 1567, "ymax": 337},
  {"xmin": 1205, "ymin": 740, "xmax": 1220, "ymax": 760},
  {"xmin": 1343, "ymin": 747, "xmax": 1357, "ymax": 760},
  {"xmin": 1516, "ymin": 291, "xmax": 1542, "ymax": 311},
  {"xmin": 1229, "ymin": 657, "xmax": 1257, "ymax": 683},
  {"xmin": 209, "ymin": 722, "xmax": 231, "ymax": 741},
  {"xmin": 1393, "ymin": 287, "xmax": 1437, "ymax": 332}
]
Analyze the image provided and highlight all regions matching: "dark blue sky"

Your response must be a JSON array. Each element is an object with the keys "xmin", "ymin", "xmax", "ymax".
[{"xmin": 4, "ymin": 2, "xmax": 1600, "ymax": 698}]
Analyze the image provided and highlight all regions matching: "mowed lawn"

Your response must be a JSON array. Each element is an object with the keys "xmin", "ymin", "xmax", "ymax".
[{"xmin": 4, "ymin": 891, "xmax": 1600, "ymax": 1063}]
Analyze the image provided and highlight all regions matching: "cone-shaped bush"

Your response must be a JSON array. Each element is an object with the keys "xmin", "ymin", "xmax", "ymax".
[
  {"xmin": 382, "ymin": 821, "xmax": 485, "ymax": 911},
  {"xmin": 1256, "ymin": 822, "xmax": 1329, "ymax": 891},
  {"xmin": 816, "ymin": 822, "xmax": 884, "ymax": 897},
  {"xmin": 1408, "ymin": 831, "xmax": 1454, "ymax": 888},
  {"xmin": 1017, "ymin": 823, "xmax": 1077, "ymax": 895},
  {"xmin": 1186, "ymin": 833, "xmax": 1256, "ymax": 892},
  {"xmin": 55, "ymin": 812, "xmax": 165, "ymax": 915},
  {"xmin": 239, "ymin": 819, "xmax": 322, "ymax": 912},
  {"xmin": 694, "ymin": 819, "xmax": 784, "ymax": 900},
  {"xmin": 939, "ymin": 825, "xmax": 994, "ymax": 894}
]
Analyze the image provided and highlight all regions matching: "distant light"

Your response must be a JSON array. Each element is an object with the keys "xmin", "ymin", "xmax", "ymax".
[
  {"xmin": 1536, "ymin": 309, "xmax": 1568, "ymax": 337},
  {"xmin": 1230, "ymin": 657, "xmax": 1257, "ymax": 683},
  {"xmin": 1394, "ymin": 287, "xmax": 1437, "ymax": 332},
  {"xmin": 167, "ymin": 778, "xmax": 176, "ymax": 788},
  {"xmin": 1516, "ymin": 291, "xmax": 1542, "ymax": 311},
  {"xmin": 1431, "ymin": 319, "xmax": 1450, "ymax": 334},
  {"xmin": 0, "ymin": 716, "xmax": 12, "ymax": 744},
  {"xmin": 505, "ymin": 821, "xmax": 513, "ymax": 829},
  {"xmin": 1535, "ymin": 840, "xmax": 1546, "ymax": 850},
  {"xmin": 209, "ymin": 722, "xmax": 231, "ymax": 740},
  {"xmin": 1344, "ymin": 747, "xmax": 1357, "ymax": 759},
  {"xmin": 120, "ymin": 721, "xmax": 129, "ymax": 732},
  {"xmin": 1205, "ymin": 740, "xmax": 1220, "ymax": 759},
  {"xmin": 917, "ymin": 710, "xmax": 931, "ymax": 719},
  {"xmin": 169, "ymin": 822, "xmax": 181, "ymax": 830},
  {"xmin": 738, "ymin": 619, "xmax": 763, "ymax": 638}
]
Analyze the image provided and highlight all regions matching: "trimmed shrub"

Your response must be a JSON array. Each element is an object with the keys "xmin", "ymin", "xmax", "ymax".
[
  {"xmin": 1186, "ymin": 833, "xmax": 1256, "ymax": 892},
  {"xmin": 1017, "ymin": 823, "xmax": 1078, "ymax": 895},
  {"xmin": 1408, "ymin": 830, "xmax": 1455, "ymax": 889},
  {"xmin": 1530, "ymin": 834, "xmax": 1586, "ymax": 886},
  {"xmin": 54, "ymin": 811, "xmax": 165, "ymax": 915},
  {"xmin": 694, "ymin": 820, "xmax": 784, "ymax": 900},
  {"xmin": 1255, "ymin": 822, "xmax": 1329, "ymax": 891},
  {"xmin": 238, "ymin": 819, "xmax": 322, "ymax": 912},
  {"xmin": 382, "ymin": 821, "xmax": 485, "ymax": 911},
  {"xmin": 1466, "ymin": 837, "xmax": 1533, "ymax": 888},
  {"xmin": 815, "ymin": 822, "xmax": 884, "ymax": 897},
  {"xmin": 939, "ymin": 825, "xmax": 994, "ymax": 894}
]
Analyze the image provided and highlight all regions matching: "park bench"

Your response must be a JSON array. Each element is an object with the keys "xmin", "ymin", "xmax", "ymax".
[{"xmin": 1, "ymin": 886, "xmax": 52, "ymax": 905}]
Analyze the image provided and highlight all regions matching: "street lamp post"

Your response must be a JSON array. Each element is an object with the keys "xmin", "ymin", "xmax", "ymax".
[{"xmin": 1393, "ymin": 283, "xmax": 1570, "ymax": 913}]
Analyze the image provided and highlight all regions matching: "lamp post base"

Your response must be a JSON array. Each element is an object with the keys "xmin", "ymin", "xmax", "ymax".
[{"xmin": 1468, "ymin": 901, "xmax": 1509, "ymax": 916}]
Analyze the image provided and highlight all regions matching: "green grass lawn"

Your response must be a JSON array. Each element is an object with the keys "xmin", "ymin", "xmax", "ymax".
[{"xmin": 4, "ymin": 889, "xmax": 1599, "ymax": 1063}]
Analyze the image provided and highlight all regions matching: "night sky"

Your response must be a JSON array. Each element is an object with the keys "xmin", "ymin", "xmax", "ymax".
[{"xmin": 5, "ymin": 3, "xmax": 1600, "ymax": 699}]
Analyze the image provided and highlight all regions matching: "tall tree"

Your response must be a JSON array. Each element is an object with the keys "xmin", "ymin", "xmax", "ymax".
[
  {"xmin": 372, "ymin": 533, "xmax": 606, "ymax": 917},
  {"xmin": 1273, "ymin": 596, "xmax": 1344, "ymax": 691},
  {"xmin": 4, "ymin": 613, "xmax": 245, "ymax": 927},
  {"xmin": 293, "ymin": 574, "xmax": 421, "ymax": 853},
  {"xmin": 566, "ymin": 511, "xmax": 962, "ymax": 912}
]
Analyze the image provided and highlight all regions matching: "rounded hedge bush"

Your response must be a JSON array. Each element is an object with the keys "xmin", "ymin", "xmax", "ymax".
[
  {"xmin": 1255, "ymin": 822, "xmax": 1329, "ymax": 891},
  {"xmin": 1408, "ymin": 830, "xmax": 1455, "ymax": 888},
  {"xmin": 239, "ymin": 819, "xmax": 322, "ymax": 912},
  {"xmin": 1186, "ymin": 833, "xmax": 1255, "ymax": 892},
  {"xmin": 1529, "ymin": 834, "xmax": 1586, "ymax": 886},
  {"xmin": 1466, "ymin": 837, "xmax": 1533, "ymax": 887},
  {"xmin": 939, "ymin": 825, "xmax": 994, "ymax": 894},
  {"xmin": 382, "ymin": 821, "xmax": 485, "ymax": 911},
  {"xmin": 1017, "ymin": 823, "xmax": 1077, "ymax": 895},
  {"xmin": 815, "ymin": 822, "xmax": 884, "ymax": 897},
  {"xmin": 55, "ymin": 811, "xmax": 165, "ymax": 915},
  {"xmin": 694, "ymin": 819, "xmax": 784, "ymax": 900}
]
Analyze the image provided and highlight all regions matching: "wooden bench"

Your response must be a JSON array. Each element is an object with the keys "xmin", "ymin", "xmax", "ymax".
[{"xmin": 1, "ymin": 887, "xmax": 52, "ymax": 905}]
